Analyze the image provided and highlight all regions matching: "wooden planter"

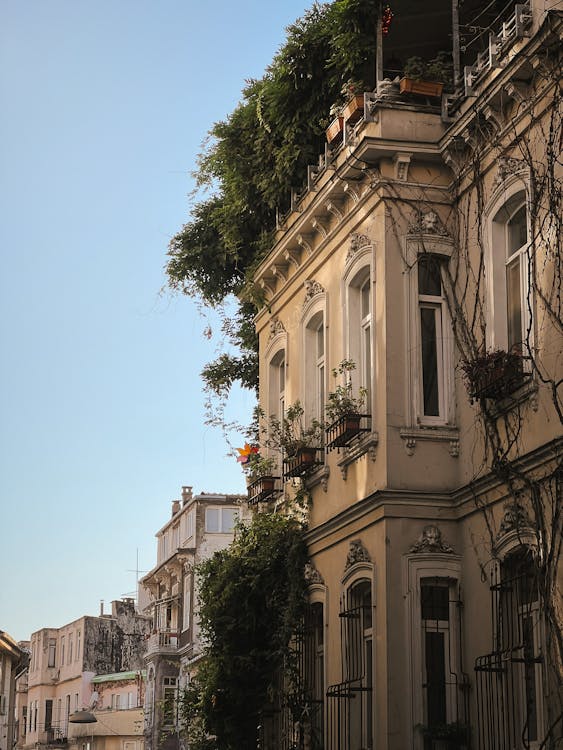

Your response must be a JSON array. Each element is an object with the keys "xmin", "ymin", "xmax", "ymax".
[
  {"xmin": 247, "ymin": 475, "xmax": 277, "ymax": 504},
  {"xmin": 283, "ymin": 446, "xmax": 321, "ymax": 479},
  {"xmin": 341, "ymin": 94, "xmax": 365, "ymax": 124},
  {"xmin": 326, "ymin": 116, "xmax": 344, "ymax": 144},
  {"xmin": 325, "ymin": 413, "xmax": 365, "ymax": 451},
  {"xmin": 399, "ymin": 77, "xmax": 444, "ymax": 98}
]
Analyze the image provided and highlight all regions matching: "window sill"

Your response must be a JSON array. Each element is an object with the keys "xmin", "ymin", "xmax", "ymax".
[
  {"xmin": 399, "ymin": 426, "xmax": 459, "ymax": 457},
  {"xmin": 336, "ymin": 431, "xmax": 379, "ymax": 479}
]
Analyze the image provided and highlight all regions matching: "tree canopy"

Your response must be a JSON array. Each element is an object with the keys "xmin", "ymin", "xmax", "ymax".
[{"xmin": 166, "ymin": 0, "xmax": 379, "ymax": 397}]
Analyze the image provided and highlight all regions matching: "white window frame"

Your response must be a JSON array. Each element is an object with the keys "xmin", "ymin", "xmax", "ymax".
[
  {"xmin": 301, "ymin": 293, "xmax": 327, "ymax": 426},
  {"xmin": 486, "ymin": 180, "xmax": 532, "ymax": 356},
  {"xmin": 343, "ymin": 244, "xmax": 374, "ymax": 418},
  {"xmin": 405, "ymin": 235, "xmax": 455, "ymax": 428},
  {"xmin": 403, "ymin": 552, "xmax": 462, "ymax": 750},
  {"xmin": 204, "ymin": 506, "xmax": 238, "ymax": 534},
  {"xmin": 182, "ymin": 574, "xmax": 192, "ymax": 632}
]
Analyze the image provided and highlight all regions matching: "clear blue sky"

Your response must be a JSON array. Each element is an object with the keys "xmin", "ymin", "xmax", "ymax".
[{"xmin": 0, "ymin": 0, "xmax": 313, "ymax": 642}]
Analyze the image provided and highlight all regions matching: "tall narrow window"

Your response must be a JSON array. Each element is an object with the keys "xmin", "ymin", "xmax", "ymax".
[
  {"xmin": 304, "ymin": 311, "xmax": 325, "ymax": 424},
  {"xmin": 182, "ymin": 574, "xmax": 191, "ymax": 632},
  {"xmin": 506, "ymin": 203, "xmax": 528, "ymax": 352},
  {"xmin": 421, "ymin": 580, "xmax": 452, "ymax": 729},
  {"xmin": 60, "ymin": 637, "xmax": 65, "ymax": 667},
  {"xmin": 301, "ymin": 602, "xmax": 325, "ymax": 749},
  {"xmin": 475, "ymin": 550, "xmax": 544, "ymax": 748},
  {"xmin": 489, "ymin": 190, "xmax": 531, "ymax": 353},
  {"xmin": 47, "ymin": 640, "xmax": 56, "ymax": 668},
  {"xmin": 68, "ymin": 634, "xmax": 73, "ymax": 664},
  {"xmin": 418, "ymin": 256, "xmax": 446, "ymax": 422},
  {"xmin": 162, "ymin": 677, "xmax": 178, "ymax": 727},
  {"xmin": 45, "ymin": 701, "xmax": 53, "ymax": 732},
  {"xmin": 346, "ymin": 265, "xmax": 372, "ymax": 415},
  {"xmin": 76, "ymin": 631, "xmax": 81, "ymax": 662}
]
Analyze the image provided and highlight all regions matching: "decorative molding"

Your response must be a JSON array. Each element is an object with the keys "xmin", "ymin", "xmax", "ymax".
[
  {"xmin": 343, "ymin": 182, "xmax": 360, "ymax": 204},
  {"xmin": 346, "ymin": 232, "xmax": 372, "ymax": 263},
  {"xmin": 284, "ymin": 248, "xmax": 301, "ymax": 269},
  {"xmin": 344, "ymin": 539, "xmax": 371, "ymax": 571},
  {"xmin": 297, "ymin": 234, "xmax": 313, "ymax": 256},
  {"xmin": 303, "ymin": 279, "xmax": 325, "ymax": 305},
  {"xmin": 260, "ymin": 277, "xmax": 276, "ymax": 298},
  {"xmin": 504, "ymin": 80, "xmax": 530, "ymax": 105},
  {"xmin": 312, "ymin": 217, "xmax": 328, "ymax": 239},
  {"xmin": 304, "ymin": 561, "xmax": 325, "ymax": 586},
  {"xmin": 270, "ymin": 264, "xmax": 287, "ymax": 283},
  {"xmin": 497, "ymin": 502, "xmax": 533, "ymax": 540},
  {"xmin": 268, "ymin": 317, "xmax": 286, "ymax": 341},
  {"xmin": 337, "ymin": 432, "xmax": 379, "ymax": 479},
  {"xmin": 409, "ymin": 525, "xmax": 454, "ymax": 554},
  {"xmin": 394, "ymin": 152, "xmax": 412, "ymax": 181},
  {"xmin": 482, "ymin": 103, "xmax": 503, "ymax": 132},
  {"xmin": 399, "ymin": 427, "xmax": 460, "ymax": 456},
  {"xmin": 326, "ymin": 200, "xmax": 343, "ymax": 222},
  {"xmin": 408, "ymin": 210, "xmax": 449, "ymax": 237},
  {"xmin": 493, "ymin": 156, "xmax": 527, "ymax": 189}
]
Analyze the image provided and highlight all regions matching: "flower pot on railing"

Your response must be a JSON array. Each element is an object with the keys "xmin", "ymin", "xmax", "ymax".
[
  {"xmin": 326, "ymin": 116, "xmax": 344, "ymax": 144},
  {"xmin": 461, "ymin": 350, "xmax": 526, "ymax": 402},
  {"xmin": 341, "ymin": 94, "xmax": 365, "ymax": 124},
  {"xmin": 399, "ymin": 77, "xmax": 444, "ymax": 98},
  {"xmin": 247, "ymin": 475, "xmax": 277, "ymax": 504},
  {"xmin": 325, "ymin": 413, "xmax": 366, "ymax": 450},
  {"xmin": 283, "ymin": 446, "xmax": 321, "ymax": 479}
]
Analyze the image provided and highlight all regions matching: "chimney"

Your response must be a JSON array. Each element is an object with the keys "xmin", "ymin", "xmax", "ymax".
[
  {"xmin": 181, "ymin": 486, "xmax": 193, "ymax": 506},
  {"xmin": 172, "ymin": 500, "xmax": 181, "ymax": 516},
  {"xmin": 100, "ymin": 600, "xmax": 104, "ymax": 616}
]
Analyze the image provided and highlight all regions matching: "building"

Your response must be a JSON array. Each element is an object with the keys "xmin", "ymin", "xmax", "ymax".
[
  {"xmin": 24, "ymin": 600, "xmax": 150, "ymax": 750},
  {"xmin": 250, "ymin": 2, "xmax": 563, "ymax": 748},
  {"xmin": 140, "ymin": 487, "xmax": 245, "ymax": 750},
  {"xmin": 0, "ymin": 631, "xmax": 26, "ymax": 750}
]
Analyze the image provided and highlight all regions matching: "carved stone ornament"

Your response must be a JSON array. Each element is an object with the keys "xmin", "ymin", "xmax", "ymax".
[
  {"xmin": 344, "ymin": 539, "xmax": 371, "ymax": 571},
  {"xmin": 497, "ymin": 502, "xmax": 532, "ymax": 540},
  {"xmin": 409, "ymin": 525, "xmax": 454, "ymax": 554},
  {"xmin": 304, "ymin": 561, "xmax": 325, "ymax": 585},
  {"xmin": 347, "ymin": 232, "xmax": 372, "ymax": 262},
  {"xmin": 303, "ymin": 279, "xmax": 325, "ymax": 304},
  {"xmin": 268, "ymin": 317, "xmax": 286, "ymax": 341},
  {"xmin": 408, "ymin": 210, "xmax": 449, "ymax": 236},
  {"xmin": 493, "ymin": 156, "xmax": 527, "ymax": 189}
]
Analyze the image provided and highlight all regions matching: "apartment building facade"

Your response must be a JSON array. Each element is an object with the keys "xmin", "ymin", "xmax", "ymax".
[
  {"xmin": 0, "ymin": 631, "xmax": 26, "ymax": 750},
  {"xmin": 24, "ymin": 600, "xmax": 149, "ymax": 750},
  {"xmin": 251, "ymin": 2, "xmax": 563, "ymax": 748},
  {"xmin": 140, "ymin": 487, "xmax": 245, "ymax": 750}
]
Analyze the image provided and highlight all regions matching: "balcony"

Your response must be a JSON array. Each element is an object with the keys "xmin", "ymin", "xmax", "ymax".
[{"xmin": 145, "ymin": 628, "xmax": 179, "ymax": 655}]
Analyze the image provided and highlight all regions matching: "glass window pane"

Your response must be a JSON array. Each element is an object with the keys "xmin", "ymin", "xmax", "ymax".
[
  {"xmin": 420, "ymin": 307, "xmax": 439, "ymax": 416},
  {"xmin": 418, "ymin": 256, "xmax": 442, "ymax": 296},
  {"xmin": 221, "ymin": 508, "xmax": 238, "ymax": 533},
  {"xmin": 506, "ymin": 258, "xmax": 522, "ymax": 351},
  {"xmin": 361, "ymin": 279, "xmax": 370, "ymax": 319},
  {"xmin": 317, "ymin": 322, "xmax": 324, "ymax": 358},
  {"xmin": 205, "ymin": 508, "xmax": 219, "ymax": 532},
  {"xmin": 421, "ymin": 585, "xmax": 449, "ymax": 621},
  {"xmin": 425, "ymin": 631, "xmax": 447, "ymax": 725},
  {"xmin": 507, "ymin": 205, "xmax": 527, "ymax": 256}
]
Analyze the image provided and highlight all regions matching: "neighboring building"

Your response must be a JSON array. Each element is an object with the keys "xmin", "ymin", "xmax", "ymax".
[
  {"xmin": 250, "ymin": 2, "xmax": 563, "ymax": 749},
  {"xmin": 140, "ymin": 487, "xmax": 245, "ymax": 750},
  {"xmin": 24, "ymin": 600, "xmax": 150, "ymax": 750},
  {"xmin": 0, "ymin": 631, "xmax": 26, "ymax": 750},
  {"xmin": 14, "ymin": 641, "xmax": 30, "ymax": 750}
]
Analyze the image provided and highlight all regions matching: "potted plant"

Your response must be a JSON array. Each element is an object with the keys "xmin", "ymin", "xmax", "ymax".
[
  {"xmin": 245, "ymin": 453, "xmax": 278, "ymax": 504},
  {"xmin": 266, "ymin": 401, "xmax": 323, "ymax": 478},
  {"xmin": 325, "ymin": 360, "xmax": 368, "ymax": 450},
  {"xmin": 461, "ymin": 349, "xmax": 525, "ymax": 402},
  {"xmin": 400, "ymin": 52, "xmax": 452, "ymax": 98},
  {"xmin": 326, "ymin": 79, "xmax": 366, "ymax": 143}
]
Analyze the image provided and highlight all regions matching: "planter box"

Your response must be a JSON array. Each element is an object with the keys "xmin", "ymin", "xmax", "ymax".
[
  {"xmin": 467, "ymin": 353, "xmax": 525, "ymax": 401},
  {"xmin": 326, "ymin": 116, "xmax": 344, "ymax": 144},
  {"xmin": 325, "ymin": 413, "xmax": 366, "ymax": 450},
  {"xmin": 283, "ymin": 446, "xmax": 321, "ymax": 479},
  {"xmin": 247, "ymin": 475, "xmax": 277, "ymax": 504},
  {"xmin": 341, "ymin": 94, "xmax": 365, "ymax": 124},
  {"xmin": 399, "ymin": 77, "xmax": 444, "ymax": 98}
]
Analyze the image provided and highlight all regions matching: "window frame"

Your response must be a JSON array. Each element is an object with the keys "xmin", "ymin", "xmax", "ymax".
[
  {"xmin": 486, "ymin": 182, "xmax": 533, "ymax": 356},
  {"xmin": 204, "ymin": 506, "xmax": 238, "ymax": 534},
  {"xmin": 302, "ymin": 293, "xmax": 327, "ymax": 426},
  {"xmin": 404, "ymin": 235, "xmax": 455, "ymax": 429},
  {"xmin": 343, "ymin": 244, "xmax": 374, "ymax": 419}
]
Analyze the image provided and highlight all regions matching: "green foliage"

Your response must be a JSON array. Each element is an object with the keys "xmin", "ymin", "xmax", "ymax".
[
  {"xmin": 266, "ymin": 400, "xmax": 324, "ymax": 457},
  {"xmin": 181, "ymin": 514, "xmax": 308, "ymax": 750},
  {"xmin": 325, "ymin": 359, "xmax": 368, "ymax": 422},
  {"xmin": 166, "ymin": 0, "xmax": 380, "ymax": 401}
]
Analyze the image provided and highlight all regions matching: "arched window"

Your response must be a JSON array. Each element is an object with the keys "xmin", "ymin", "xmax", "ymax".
[
  {"xmin": 302, "ymin": 298, "xmax": 326, "ymax": 424},
  {"xmin": 488, "ymin": 188, "xmax": 531, "ymax": 353}
]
